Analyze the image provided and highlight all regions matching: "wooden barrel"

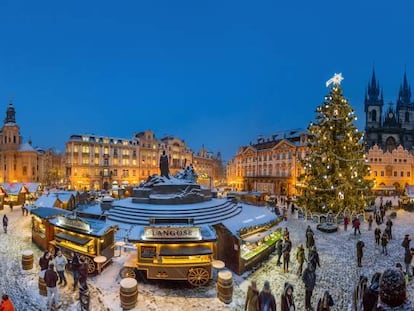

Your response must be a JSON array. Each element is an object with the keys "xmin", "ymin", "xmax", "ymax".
[
  {"xmin": 22, "ymin": 250, "xmax": 34, "ymax": 270},
  {"xmin": 217, "ymin": 270, "xmax": 233, "ymax": 304},
  {"xmin": 38, "ymin": 277, "xmax": 47, "ymax": 296},
  {"xmin": 120, "ymin": 277, "xmax": 138, "ymax": 310}
]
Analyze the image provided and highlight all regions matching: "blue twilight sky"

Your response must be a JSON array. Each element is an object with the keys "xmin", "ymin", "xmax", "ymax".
[{"xmin": 1, "ymin": 1, "xmax": 414, "ymax": 161}]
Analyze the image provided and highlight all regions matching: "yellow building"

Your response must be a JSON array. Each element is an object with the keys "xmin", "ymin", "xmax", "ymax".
[
  {"xmin": 227, "ymin": 130, "xmax": 308, "ymax": 196},
  {"xmin": 0, "ymin": 101, "xmax": 41, "ymax": 183},
  {"xmin": 366, "ymin": 144, "xmax": 414, "ymax": 194},
  {"xmin": 193, "ymin": 146, "xmax": 225, "ymax": 189},
  {"xmin": 66, "ymin": 130, "xmax": 224, "ymax": 191}
]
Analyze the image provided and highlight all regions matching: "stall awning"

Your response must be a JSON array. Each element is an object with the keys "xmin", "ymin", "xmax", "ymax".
[
  {"xmin": 159, "ymin": 245, "xmax": 212, "ymax": 257},
  {"xmin": 55, "ymin": 232, "xmax": 91, "ymax": 246}
]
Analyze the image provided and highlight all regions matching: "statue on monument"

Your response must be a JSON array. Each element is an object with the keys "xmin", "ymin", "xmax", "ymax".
[{"xmin": 159, "ymin": 150, "xmax": 170, "ymax": 178}]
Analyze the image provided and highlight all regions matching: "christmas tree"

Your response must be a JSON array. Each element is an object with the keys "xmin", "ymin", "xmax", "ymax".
[{"xmin": 296, "ymin": 73, "xmax": 373, "ymax": 214}]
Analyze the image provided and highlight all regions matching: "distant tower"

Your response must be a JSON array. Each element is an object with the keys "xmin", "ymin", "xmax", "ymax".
[
  {"xmin": 397, "ymin": 72, "xmax": 414, "ymax": 128},
  {"xmin": 0, "ymin": 99, "xmax": 22, "ymax": 151},
  {"xmin": 365, "ymin": 68, "xmax": 384, "ymax": 148}
]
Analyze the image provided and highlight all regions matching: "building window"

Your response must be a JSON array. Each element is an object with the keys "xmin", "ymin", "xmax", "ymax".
[
  {"xmin": 82, "ymin": 146, "xmax": 90, "ymax": 153},
  {"xmin": 23, "ymin": 166, "xmax": 27, "ymax": 175},
  {"xmin": 113, "ymin": 169, "xmax": 117, "ymax": 176},
  {"xmin": 408, "ymin": 172, "xmax": 411, "ymax": 177},
  {"xmin": 82, "ymin": 158, "xmax": 89, "ymax": 165},
  {"xmin": 394, "ymin": 171, "xmax": 397, "ymax": 177},
  {"xmin": 133, "ymin": 170, "xmax": 136, "ymax": 176},
  {"xmin": 94, "ymin": 158, "xmax": 99, "ymax": 165},
  {"xmin": 401, "ymin": 171, "xmax": 404, "ymax": 177},
  {"xmin": 380, "ymin": 171, "xmax": 384, "ymax": 176}
]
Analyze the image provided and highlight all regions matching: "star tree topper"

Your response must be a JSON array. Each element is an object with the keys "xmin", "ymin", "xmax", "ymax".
[{"xmin": 326, "ymin": 73, "xmax": 344, "ymax": 87}]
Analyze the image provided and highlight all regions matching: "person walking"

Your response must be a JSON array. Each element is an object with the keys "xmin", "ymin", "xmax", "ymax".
[
  {"xmin": 367, "ymin": 214, "xmax": 373, "ymax": 231},
  {"xmin": 296, "ymin": 244, "xmax": 306, "ymax": 276},
  {"xmin": 317, "ymin": 290, "xmax": 334, "ymax": 311},
  {"xmin": 302, "ymin": 265, "xmax": 316, "ymax": 311},
  {"xmin": 306, "ymin": 226, "xmax": 315, "ymax": 249},
  {"xmin": 404, "ymin": 248, "xmax": 413, "ymax": 277},
  {"xmin": 356, "ymin": 240, "xmax": 365, "ymax": 267},
  {"xmin": 375, "ymin": 227, "xmax": 381, "ymax": 246},
  {"xmin": 375, "ymin": 212, "xmax": 381, "ymax": 226},
  {"xmin": 275, "ymin": 239, "xmax": 283, "ymax": 266},
  {"xmin": 381, "ymin": 232, "xmax": 389, "ymax": 255},
  {"xmin": 244, "ymin": 280, "xmax": 260, "ymax": 311},
  {"xmin": 258, "ymin": 281, "xmax": 276, "ymax": 311},
  {"xmin": 44, "ymin": 263, "xmax": 60, "ymax": 310},
  {"xmin": 385, "ymin": 218, "xmax": 393, "ymax": 239},
  {"xmin": 353, "ymin": 275, "xmax": 368, "ymax": 310},
  {"xmin": 352, "ymin": 217, "xmax": 361, "ymax": 236},
  {"xmin": 362, "ymin": 272, "xmax": 381, "ymax": 311},
  {"xmin": 344, "ymin": 215, "xmax": 349, "ymax": 231},
  {"xmin": 282, "ymin": 237, "xmax": 292, "ymax": 273},
  {"xmin": 308, "ymin": 246, "xmax": 320, "ymax": 271},
  {"xmin": 69, "ymin": 252, "xmax": 81, "ymax": 291},
  {"xmin": 54, "ymin": 250, "xmax": 68, "ymax": 286},
  {"xmin": 2, "ymin": 215, "xmax": 8, "ymax": 234},
  {"xmin": 402, "ymin": 234, "xmax": 411, "ymax": 251},
  {"xmin": 0, "ymin": 294, "xmax": 15, "ymax": 311},
  {"xmin": 281, "ymin": 283, "xmax": 295, "ymax": 311}
]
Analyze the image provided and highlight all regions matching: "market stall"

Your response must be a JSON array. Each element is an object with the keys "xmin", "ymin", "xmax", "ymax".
[
  {"xmin": 47, "ymin": 213, "xmax": 117, "ymax": 274},
  {"xmin": 120, "ymin": 219, "xmax": 217, "ymax": 286}
]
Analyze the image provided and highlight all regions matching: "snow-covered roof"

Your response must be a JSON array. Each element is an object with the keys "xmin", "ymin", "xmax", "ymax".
[
  {"xmin": 24, "ymin": 182, "xmax": 40, "ymax": 193},
  {"xmin": 1, "ymin": 182, "xmax": 24, "ymax": 195},
  {"xmin": 31, "ymin": 207, "xmax": 71, "ymax": 219},
  {"xmin": 221, "ymin": 204, "xmax": 280, "ymax": 236},
  {"xmin": 35, "ymin": 195, "xmax": 61, "ymax": 208}
]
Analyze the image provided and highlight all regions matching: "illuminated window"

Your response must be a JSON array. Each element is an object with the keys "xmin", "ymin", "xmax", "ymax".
[
  {"xmin": 82, "ymin": 146, "xmax": 90, "ymax": 153},
  {"xmin": 104, "ymin": 147, "xmax": 109, "ymax": 155},
  {"xmin": 94, "ymin": 158, "xmax": 99, "ymax": 165},
  {"xmin": 113, "ymin": 158, "xmax": 118, "ymax": 165},
  {"xmin": 74, "ymin": 145, "xmax": 79, "ymax": 152},
  {"xmin": 82, "ymin": 158, "xmax": 89, "ymax": 165},
  {"xmin": 132, "ymin": 159, "xmax": 137, "ymax": 165},
  {"xmin": 103, "ymin": 138, "xmax": 109, "ymax": 144},
  {"xmin": 95, "ymin": 147, "xmax": 99, "ymax": 153},
  {"xmin": 122, "ymin": 150, "xmax": 130, "ymax": 156},
  {"xmin": 123, "ymin": 159, "xmax": 129, "ymax": 165}
]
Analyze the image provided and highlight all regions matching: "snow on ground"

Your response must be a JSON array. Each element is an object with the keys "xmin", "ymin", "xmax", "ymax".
[{"xmin": 2, "ymin": 198, "xmax": 414, "ymax": 310}]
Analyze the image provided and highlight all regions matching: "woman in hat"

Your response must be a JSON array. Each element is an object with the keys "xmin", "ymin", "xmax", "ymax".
[{"xmin": 281, "ymin": 282, "xmax": 295, "ymax": 311}]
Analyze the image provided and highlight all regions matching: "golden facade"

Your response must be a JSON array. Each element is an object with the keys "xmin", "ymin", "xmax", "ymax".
[
  {"xmin": 366, "ymin": 145, "xmax": 414, "ymax": 193},
  {"xmin": 227, "ymin": 130, "xmax": 308, "ymax": 196}
]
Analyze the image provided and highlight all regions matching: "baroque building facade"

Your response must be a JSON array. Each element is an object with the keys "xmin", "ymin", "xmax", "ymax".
[
  {"xmin": 226, "ymin": 130, "xmax": 308, "ymax": 196},
  {"xmin": 65, "ymin": 130, "xmax": 224, "ymax": 191}
]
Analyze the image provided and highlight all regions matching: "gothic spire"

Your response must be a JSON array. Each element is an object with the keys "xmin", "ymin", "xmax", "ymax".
[
  {"xmin": 367, "ymin": 68, "xmax": 380, "ymax": 100},
  {"xmin": 398, "ymin": 71, "xmax": 411, "ymax": 106}
]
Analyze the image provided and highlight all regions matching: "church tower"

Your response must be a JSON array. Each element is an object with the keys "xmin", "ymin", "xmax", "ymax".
[
  {"xmin": 364, "ymin": 69, "xmax": 384, "ymax": 148},
  {"xmin": 397, "ymin": 72, "xmax": 414, "ymax": 130},
  {"xmin": 0, "ymin": 99, "xmax": 22, "ymax": 151}
]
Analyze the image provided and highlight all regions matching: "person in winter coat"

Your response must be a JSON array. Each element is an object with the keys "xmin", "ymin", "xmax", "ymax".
[
  {"xmin": 69, "ymin": 252, "xmax": 81, "ymax": 290},
  {"xmin": 353, "ymin": 275, "xmax": 368, "ymax": 311},
  {"xmin": 39, "ymin": 250, "xmax": 52, "ymax": 272},
  {"xmin": 375, "ymin": 213, "xmax": 382, "ymax": 226},
  {"xmin": 44, "ymin": 263, "xmax": 60, "ymax": 309},
  {"xmin": 281, "ymin": 282, "xmax": 295, "ymax": 311},
  {"xmin": 276, "ymin": 239, "xmax": 283, "ymax": 266},
  {"xmin": 377, "ymin": 268, "xmax": 412, "ymax": 310},
  {"xmin": 258, "ymin": 281, "xmax": 277, "ymax": 311},
  {"xmin": 296, "ymin": 244, "xmax": 306, "ymax": 276},
  {"xmin": 282, "ymin": 237, "xmax": 292, "ymax": 273},
  {"xmin": 363, "ymin": 272, "xmax": 381, "ymax": 311},
  {"xmin": 368, "ymin": 214, "xmax": 373, "ymax": 230},
  {"xmin": 283, "ymin": 228, "xmax": 290, "ymax": 241},
  {"xmin": 385, "ymin": 218, "xmax": 393, "ymax": 239},
  {"xmin": 353, "ymin": 217, "xmax": 361, "ymax": 236},
  {"xmin": 317, "ymin": 290, "xmax": 334, "ymax": 311},
  {"xmin": 2, "ymin": 215, "xmax": 8, "ymax": 234},
  {"xmin": 356, "ymin": 240, "xmax": 365, "ymax": 267},
  {"xmin": 306, "ymin": 227, "xmax": 315, "ymax": 249},
  {"xmin": 375, "ymin": 227, "xmax": 382, "ymax": 246},
  {"xmin": 344, "ymin": 215, "xmax": 350, "ymax": 231},
  {"xmin": 308, "ymin": 247, "xmax": 321, "ymax": 271},
  {"xmin": 54, "ymin": 250, "xmax": 68, "ymax": 286},
  {"xmin": 302, "ymin": 265, "xmax": 316, "ymax": 311},
  {"xmin": 402, "ymin": 234, "xmax": 411, "ymax": 252},
  {"xmin": 404, "ymin": 249, "xmax": 413, "ymax": 277},
  {"xmin": 78, "ymin": 256, "xmax": 88, "ymax": 290},
  {"xmin": 381, "ymin": 232, "xmax": 389, "ymax": 255},
  {"xmin": 245, "ymin": 280, "xmax": 260, "ymax": 311},
  {"xmin": 0, "ymin": 294, "xmax": 15, "ymax": 311}
]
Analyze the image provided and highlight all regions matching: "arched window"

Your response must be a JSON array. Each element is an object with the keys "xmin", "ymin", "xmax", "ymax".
[
  {"xmin": 405, "ymin": 111, "xmax": 410, "ymax": 122},
  {"xmin": 371, "ymin": 110, "xmax": 377, "ymax": 122},
  {"xmin": 385, "ymin": 136, "xmax": 397, "ymax": 152}
]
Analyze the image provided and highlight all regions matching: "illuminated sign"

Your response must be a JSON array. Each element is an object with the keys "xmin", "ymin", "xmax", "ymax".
[
  {"xmin": 140, "ymin": 246, "xmax": 156, "ymax": 258},
  {"xmin": 57, "ymin": 215, "xmax": 91, "ymax": 233},
  {"xmin": 144, "ymin": 227, "xmax": 201, "ymax": 240}
]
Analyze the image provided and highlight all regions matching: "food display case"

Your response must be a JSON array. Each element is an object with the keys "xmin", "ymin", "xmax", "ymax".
[
  {"xmin": 240, "ymin": 225, "xmax": 283, "ymax": 261},
  {"xmin": 120, "ymin": 220, "xmax": 217, "ymax": 287}
]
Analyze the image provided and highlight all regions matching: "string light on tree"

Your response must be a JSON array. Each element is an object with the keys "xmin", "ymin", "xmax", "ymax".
[{"xmin": 296, "ymin": 73, "xmax": 373, "ymax": 213}]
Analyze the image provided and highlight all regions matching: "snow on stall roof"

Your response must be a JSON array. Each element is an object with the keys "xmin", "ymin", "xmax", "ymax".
[
  {"xmin": 1, "ymin": 182, "xmax": 24, "ymax": 195},
  {"xmin": 30, "ymin": 206, "xmax": 71, "ymax": 219},
  {"xmin": 24, "ymin": 182, "xmax": 40, "ymax": 193},
  {"xmin": 48, "ymin": 215, "xmax": 115, "ymax": 237},
  {"xmin": 221, "ymin": 204, "xmax": 279, "ymax": 236},
  {"xmin": 35, "ymin": 195, "xmax": 60, "ymax": 207}
]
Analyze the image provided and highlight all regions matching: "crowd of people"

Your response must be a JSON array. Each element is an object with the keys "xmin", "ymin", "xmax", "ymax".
[
  {"xmin": 38, "ymin": 249, "xmax": 89, "ymax": 310},
  {"xmin": 244, "ymin": 196, "xmax": 414, "ymax": 311}
]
